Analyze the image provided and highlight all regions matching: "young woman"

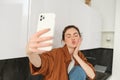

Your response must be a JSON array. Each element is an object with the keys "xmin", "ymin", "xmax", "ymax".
[{"xmin": 26, "ymin": 25, "xmax": 96, "ymax": 80}]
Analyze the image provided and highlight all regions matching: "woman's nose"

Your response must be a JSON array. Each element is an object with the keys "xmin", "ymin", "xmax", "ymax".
[{"xmin": 71, "ymin": 36, "xmax": 75, "ymax": 40}]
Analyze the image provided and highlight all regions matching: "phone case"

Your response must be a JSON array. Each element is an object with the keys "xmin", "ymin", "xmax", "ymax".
[{"xmin": 37, "ymin": 13, "xmax": 56, "ymax": 51}]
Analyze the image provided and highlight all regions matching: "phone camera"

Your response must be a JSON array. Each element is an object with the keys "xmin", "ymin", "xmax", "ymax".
[{"xmin": 40, "ymin": 15, "xmax": 45, "ymax": 21}]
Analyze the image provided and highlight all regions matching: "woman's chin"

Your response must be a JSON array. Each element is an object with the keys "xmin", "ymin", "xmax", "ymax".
[
  {"xmin": 67, "ymin": 44, "xmax": 77, "ymax": 49},
  {"xmin": 70, "ymin": 45, "xmax": 77, "ymax": 48}
]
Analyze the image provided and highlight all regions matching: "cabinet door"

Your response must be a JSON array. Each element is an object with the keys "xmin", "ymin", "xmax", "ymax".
[{"xmin": 0, "ymin": 0, "xmax": 29, "ymax": 59}]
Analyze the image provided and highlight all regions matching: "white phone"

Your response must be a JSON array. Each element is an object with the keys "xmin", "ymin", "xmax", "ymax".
[{"xmin": 37, "ymin": 13, "xmax": 56, "ymax": 51}]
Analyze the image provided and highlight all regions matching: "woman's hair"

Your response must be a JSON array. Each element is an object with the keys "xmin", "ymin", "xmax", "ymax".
[{"xmin": 62, "ymin": 25, "xmax": 81, "ymax": 41}]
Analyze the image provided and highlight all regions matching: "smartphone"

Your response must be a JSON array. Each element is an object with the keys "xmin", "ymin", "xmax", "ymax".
[{"xmin": 37, "ymin": 13, "xmax": 56, "ymax": 51}]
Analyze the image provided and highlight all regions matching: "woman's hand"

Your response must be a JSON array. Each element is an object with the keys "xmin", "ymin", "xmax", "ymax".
[
  {"xmin": 73, "ymin": 39, "xmax": 95, "ymax": 79},
  {"xmin": 73, "ymin": 39, "xmax": 81, "ymax": 57},
  {"xmin": 26, "ymin": 28, "xmax": 53, "ymax": 55}
]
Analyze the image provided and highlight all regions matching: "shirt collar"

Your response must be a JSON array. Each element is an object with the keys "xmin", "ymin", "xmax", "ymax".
[{"xmin": 62, "ymin": 45, "xmax": 71, "ymax": 63}]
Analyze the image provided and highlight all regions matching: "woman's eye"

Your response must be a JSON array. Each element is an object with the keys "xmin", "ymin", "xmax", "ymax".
[
  {"xmin": 67, "ymin": 36, "xmax": 71, "ymax": 38},
  {"xmin": 74, "ymin": 34, "xmax": 78, "ymax": 37}
]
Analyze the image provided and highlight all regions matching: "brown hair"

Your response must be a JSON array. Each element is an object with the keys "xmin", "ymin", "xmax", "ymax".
[{"xmin": 62, "ymin": 25, "xmax": 81, "ymax": 41}]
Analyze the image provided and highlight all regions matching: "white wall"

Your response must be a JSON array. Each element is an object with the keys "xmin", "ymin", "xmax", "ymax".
[
  {"xmin": 110, "ymin": 0, "xmax": 120, "ymax": 79},
  {"xmin": 90, "ymin": 0, "xmax": 120, "ymax": 79},
  {"xmin": 29, "ymin": 0, "xmax": 102, "ymax": 50},
  {"xmin": 91, "ymin": 0, "xmax": 115, "ymax": 31},
  {"xmin": 91, "ymin": 0, "xmax": 115, "ymax": 48},
  {"xmin": 87, "ymin": 0, "xmax": 120, "ymax": 79}
]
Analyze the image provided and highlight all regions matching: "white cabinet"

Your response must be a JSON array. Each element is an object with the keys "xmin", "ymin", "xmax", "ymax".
[
  {"xmin": 101, "ymin": 32, "xmax": 114, "ymax": 48},
  {"xmin": 0, "ymin": 0, "xmax": 29, "ymax": 59},
  {"xmin": 0, "ymin": 0, "xmax": 102, "ymax": 59}
]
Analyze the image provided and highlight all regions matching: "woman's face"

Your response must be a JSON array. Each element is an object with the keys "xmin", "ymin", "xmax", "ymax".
[{"xmin": 64, "ymin": 28, "xmax": 81, "ymax": 48}]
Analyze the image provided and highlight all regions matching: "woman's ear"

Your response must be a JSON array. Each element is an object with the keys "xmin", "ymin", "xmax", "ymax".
[
  {"xmin": 61, "ymin": 40, "xmax": 65, "ymax": 45},
  {"xmin": 79, "ymin": 36, "xmax": 82, "ymax": 41},
  {"xmin": 80, "ymin": 37, "xmax": 83, "ymax": 42}
]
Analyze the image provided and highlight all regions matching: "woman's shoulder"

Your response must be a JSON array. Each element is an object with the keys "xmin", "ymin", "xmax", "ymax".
[
  {"xmin": 52, "ymin": 47, "xmax": 63, "ymax": 51},
  {"xmin": 43, "ymin": 47, "xmax": 63, "ymax": 56},
  {"xmin": 50, "ymin": 47, "xmax": 64, "ymax": 54}
]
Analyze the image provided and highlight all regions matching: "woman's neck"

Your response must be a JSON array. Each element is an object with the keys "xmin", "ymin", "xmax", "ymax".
[{"xmin": 68, "ymin": 47, "xmax": 75, "ymax": 54}]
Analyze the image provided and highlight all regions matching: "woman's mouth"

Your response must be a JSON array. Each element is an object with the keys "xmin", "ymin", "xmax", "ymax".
[{"xmin": 72, "ymin": 41, "xmax": 76, "ymax": 45}]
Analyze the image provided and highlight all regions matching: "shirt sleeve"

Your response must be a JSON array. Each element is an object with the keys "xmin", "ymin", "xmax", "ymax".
[{"xmin": 29, "ymin": 51, "xmax": 54, "ymax": 76}]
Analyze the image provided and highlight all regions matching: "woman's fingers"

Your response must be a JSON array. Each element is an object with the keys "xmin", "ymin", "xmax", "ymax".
[
  {"xmin": 29, "ymin": 48, "xmax": 48, "ymax": 54},
  {"xmin": 29, "ymin": 41, "xmax": 52, "ymax": 54},
  {"xmin": 38, "ymin": 42, "xmax": 52, "ymax": 47},
  {"xmin": 35, "ymin": 42, "xmax": 52, "ymax": 48},
  {"xmin": 27, "ymin": 28, "xmax": 53, "ymax": 54},
  {"xmin": 73, "ymin": 39, "xmax": 81, "ymax": 55},
  {"xmin": 30, "ymin": 42, "xmax": 52, "ymax": 48},
  {"xmin": 37, "ymin": 36, "xmax": 53, "ymax": 42},
  {"xmin": 34, "ymin": 28, "xmax": 50, "ymax": 37},
  {"xmin": 29, "ymin": 37, "xmax": 53, "ymax": 48}
]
